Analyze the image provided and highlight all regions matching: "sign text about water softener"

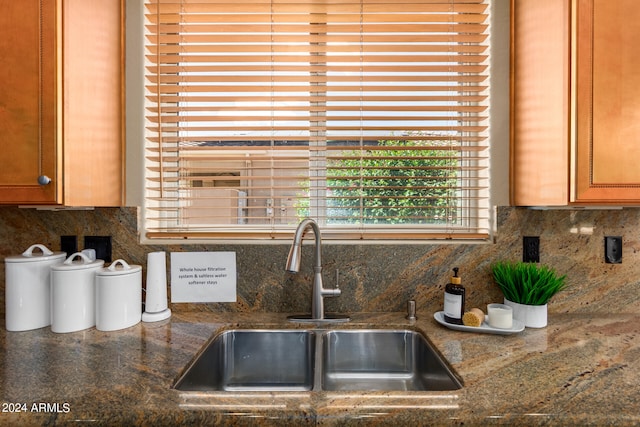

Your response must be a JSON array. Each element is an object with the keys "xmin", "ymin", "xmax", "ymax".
[{"xmin": 170, "ymin": 252, "xmax": 236, "ymax": 302}]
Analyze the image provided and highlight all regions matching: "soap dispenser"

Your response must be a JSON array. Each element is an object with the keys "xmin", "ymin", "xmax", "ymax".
[{"xmin": 443, "ymin": 267, "xmax": 465, "ymax": 324}]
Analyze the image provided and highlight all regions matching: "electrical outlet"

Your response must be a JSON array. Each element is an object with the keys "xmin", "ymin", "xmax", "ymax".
[
  {"xmin": 523, "ymin": 236, "xmax": 540, "ymax": 263},
  {"xmin": 60, "ymin": 235, "xmax": 77, "ymax": 256},
  {"xmin": 84, "ymin": 236, "xmax": 112, "ymax": 263},
  {"xmin": 605, "ymin": 236, "xmax": 622, "ymax": 264}
]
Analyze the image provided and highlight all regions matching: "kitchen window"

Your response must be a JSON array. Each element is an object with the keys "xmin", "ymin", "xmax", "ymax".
[{"xmin": 143, "ymin": 0, "xmax": 491, "ymax": 241}]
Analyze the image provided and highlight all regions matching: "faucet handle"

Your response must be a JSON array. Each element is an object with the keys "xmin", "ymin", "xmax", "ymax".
[{"xmin": 325, "ymin": 269, "xmax": 341, "ymax": 297}]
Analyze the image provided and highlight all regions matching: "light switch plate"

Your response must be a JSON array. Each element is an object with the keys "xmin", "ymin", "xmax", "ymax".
[
  {"xmin": 84, "ymin": 236, "xmax": 112, "ymax": 263},
  {"xmin": 523, "ymin": 236, "xmax": 540, "ymax": 263}
]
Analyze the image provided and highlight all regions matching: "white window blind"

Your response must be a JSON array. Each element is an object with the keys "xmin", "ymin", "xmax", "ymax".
[{"xmin": 144, "ymin": 0, "xmax": 490, "ymax": 241}]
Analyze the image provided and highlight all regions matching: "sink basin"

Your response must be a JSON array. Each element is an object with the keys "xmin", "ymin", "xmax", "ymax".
[
  {"xmin": 173, "ymin": 327, "xmax": 461, "ymax": 392},
  {"xmin": 173, "ymin": 329, "xmax": 316, "ymax": 391},
  {"xmin": 321, "ymin": 329, "xmax": 461, "ymax": 391}
]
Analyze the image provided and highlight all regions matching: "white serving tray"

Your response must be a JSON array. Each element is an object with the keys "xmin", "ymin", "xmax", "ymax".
[{"xmin": 433, "ymin": 311, "xmax": 525, "ymax": 335}]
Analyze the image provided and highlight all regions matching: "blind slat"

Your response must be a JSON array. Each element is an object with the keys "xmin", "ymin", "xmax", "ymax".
[
  {"xmin": 146, "ymin": 2, "xmax": 487, "ymax": 14},
  {"xmin": 147, "ymin": 25, "xmax": 489, "ymax": 39},
  {"xmin": 149, "ymin": 44, "xmax": 489, "ymax": 55}
]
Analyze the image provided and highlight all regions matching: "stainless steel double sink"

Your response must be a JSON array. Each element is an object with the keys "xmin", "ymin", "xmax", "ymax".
[{"xmin": 173, "ymin": 328, "xmax": 462, "ymax": 392}]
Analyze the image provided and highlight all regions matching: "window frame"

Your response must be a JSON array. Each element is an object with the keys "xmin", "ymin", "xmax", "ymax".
[{"xmin": 136, "ymin": 0, "xmax": 506, "ymax": 244}]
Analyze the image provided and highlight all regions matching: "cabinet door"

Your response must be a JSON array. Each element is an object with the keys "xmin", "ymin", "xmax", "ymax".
[
  {"xmin": 511, "ymin": 0, "xmax": 570, "ymax": 206},
  {"xmin": 62, "ymin": 0, "xmax": 124, "ymax": 206},
  {"xmin": 0, "ymin": 0, "xmax": 58, "ymax": 204},
  {"xmin": 574, "ymin": 0, "xmax": 640, "ymax": 203}
]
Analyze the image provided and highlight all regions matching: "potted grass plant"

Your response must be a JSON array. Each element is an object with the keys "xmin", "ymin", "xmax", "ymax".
[{"xmin": 491, "ymin": 261, "xmax": 567, "ymax": 328}]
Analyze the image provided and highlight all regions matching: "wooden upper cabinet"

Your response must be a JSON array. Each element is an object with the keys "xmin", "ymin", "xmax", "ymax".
[
  {"xmin": 0, "ymin": 0, "xmax": 57, "ymax": 204},
  {"xmin": 511, "ymin": 0, "xmax": 640, "ymax": 206},
  {"xmin": 574, "ymin": 0, "xmax": 640, "ymax": 203},
  {"xmin": 510, "ymin": 0, "xmax": 571, "ymax": 206},
  {"xmin": 0, "ymin": 0, "xmax": 124, "ymax": 206}
]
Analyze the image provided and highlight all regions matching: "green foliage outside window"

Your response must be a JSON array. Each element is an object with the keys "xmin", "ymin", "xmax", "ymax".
[{"xmin": 296, "ymin": 139, "xmax": 460, "ymax": 225}]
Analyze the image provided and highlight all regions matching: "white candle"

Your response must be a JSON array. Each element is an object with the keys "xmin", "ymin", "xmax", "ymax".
[{"xmin": 487, "ymin": 303, "xmax": 513, "ymax": 329}]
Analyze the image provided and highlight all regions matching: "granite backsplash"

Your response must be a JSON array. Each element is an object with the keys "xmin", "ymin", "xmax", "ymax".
[{"xmin": 0, "ymin": 206, "xmax": 638, "ymax": 317}]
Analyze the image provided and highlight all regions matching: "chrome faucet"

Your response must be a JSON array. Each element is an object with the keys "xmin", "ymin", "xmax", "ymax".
[{"xmin": 285, "ymin": 218, "xmax": 349, "ymax": 322}]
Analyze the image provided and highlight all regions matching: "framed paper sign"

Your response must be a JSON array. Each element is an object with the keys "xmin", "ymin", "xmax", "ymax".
[{"xmin": 170, "ymin": 252, "xmax": 237, "ymax": 303}]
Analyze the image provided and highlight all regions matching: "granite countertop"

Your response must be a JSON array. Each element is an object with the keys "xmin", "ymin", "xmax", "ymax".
[{"xmin": 1, "ymin": 311, "xmax": 639, "ymax": 426}]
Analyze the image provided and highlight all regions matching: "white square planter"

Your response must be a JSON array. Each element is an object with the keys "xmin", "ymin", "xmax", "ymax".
[{"xmin": 503, "ymin": 298, "xmax": 547, "ymax": 328}]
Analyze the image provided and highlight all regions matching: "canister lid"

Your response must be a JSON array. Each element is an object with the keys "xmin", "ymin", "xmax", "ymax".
[
  {"xmin": 51, "ymin": 252, "xmax": 105, "ymax": 271},
  {"xmin": 4, "ymin": 244, "xmax": 66, "ymax": 264},
  {"xmin": 97, "ymin": 259, "xmax": 142, "ymax": 276}
]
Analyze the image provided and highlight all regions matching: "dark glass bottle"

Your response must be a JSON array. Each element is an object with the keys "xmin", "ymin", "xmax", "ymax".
[{"xmin": 443, "ymin": 267, "xmax": 465, "ymax": 324}]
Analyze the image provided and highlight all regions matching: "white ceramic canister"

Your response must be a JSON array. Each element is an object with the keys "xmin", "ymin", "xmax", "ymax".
[
  {"xmin": 95, "ymin": 259, "xmax": 142, "ymax": 331},
  {"xmin": 5, "ymin": 244, "xmax": 66, "ymax": 331},
  {"xmin": 50, "ymin": 252, "xmax": 104, "ymax": 333}
]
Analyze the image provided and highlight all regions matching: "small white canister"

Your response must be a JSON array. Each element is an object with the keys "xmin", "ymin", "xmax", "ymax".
[
  {"xmin": 5, "ymin": 244, "xmax": 66, "ymax": 331},
  {"xmin": 51, "ymin": 252, "xmax": 104, "ymax": 333},
  {"xmin": 95, "ymin": 259, "xmax": 142, "ymax": 331}
]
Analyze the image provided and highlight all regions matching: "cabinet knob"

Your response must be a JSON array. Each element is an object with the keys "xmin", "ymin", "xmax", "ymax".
[{"xmin": 37, "ymin": 175, "xmax": 51, "ymax": 185}]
